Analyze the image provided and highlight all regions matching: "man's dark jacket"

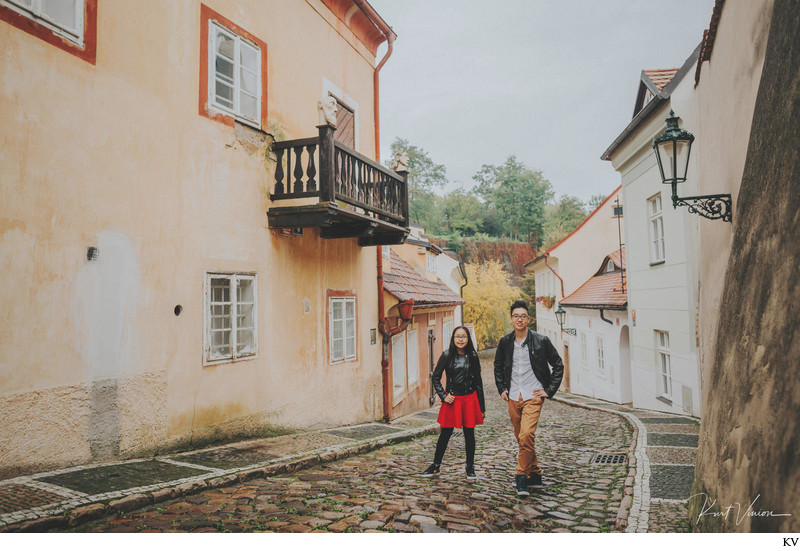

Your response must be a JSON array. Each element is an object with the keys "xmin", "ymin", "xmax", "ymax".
[{"xmin": 494, "ymin": 330, "xmax": 564, "ymax": 398}]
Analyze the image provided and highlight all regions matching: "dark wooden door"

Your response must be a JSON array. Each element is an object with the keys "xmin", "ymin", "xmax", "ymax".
[{"xmin": 330, "ymin": 95, "xmax": 355, "ymax": 149}]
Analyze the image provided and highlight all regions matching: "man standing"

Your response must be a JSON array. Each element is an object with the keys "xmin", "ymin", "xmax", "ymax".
[{"xmin": 494, "ymin": 299, "xmax": 564, "ymax": 496}]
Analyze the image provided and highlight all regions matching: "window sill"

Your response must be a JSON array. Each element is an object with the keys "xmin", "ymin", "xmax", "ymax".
[
  {"xmin": 330, "ymin": 357, "xmax": 358, "ymax": 367},
  {"xmin": 650, "ymin": 260, "xmax": 666, "ymax": 267},
  {"xmin": 656, "ymin": 395, "xmax": 673, "ymax": 406},
  {"xmin": 204, "ymin": 354, "xmax": 258, "ymax": 367}
]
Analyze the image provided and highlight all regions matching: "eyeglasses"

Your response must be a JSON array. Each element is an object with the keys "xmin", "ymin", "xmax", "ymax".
[{"xmin": 511, "ymin": 314, "xmax": 529, "ymax": 320}]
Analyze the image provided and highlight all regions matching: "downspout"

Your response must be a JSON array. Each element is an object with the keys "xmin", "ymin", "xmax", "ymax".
[
  {"xmin": 599, "ymin": 309, "xmax": 614, "ymax": 325},
  {"xmin": 357, "ymin": 0, "xmax": 399, "ymax": 421},
  {"xmin": 543, "ymin": 253, "xmax": 566, "ymax": 299}
]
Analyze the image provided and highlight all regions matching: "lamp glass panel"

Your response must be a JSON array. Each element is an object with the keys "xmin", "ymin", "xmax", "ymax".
[
  {"xmin": 657, "ymin": 140, "xmax": 677, "ymax": 181},
  {"xmin": 674, "ymin": 139, "xmax": 690, "ymax": 181}
]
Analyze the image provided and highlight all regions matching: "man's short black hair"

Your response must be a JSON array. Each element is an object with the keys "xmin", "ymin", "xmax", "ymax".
[{"xmin": 510, "ymin": 300, "xmax": 529, "ymax": 315}]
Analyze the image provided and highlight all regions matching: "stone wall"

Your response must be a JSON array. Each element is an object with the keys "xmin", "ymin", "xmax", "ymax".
[{"xmin": 690, "ymin": 0, "xmax": 799, "ymax": 532}]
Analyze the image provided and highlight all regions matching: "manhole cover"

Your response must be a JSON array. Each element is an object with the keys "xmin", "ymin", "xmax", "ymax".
[
  {"xmin": 326, "ymin": 424, "xmax": 403, "ymax": 440},
  {"xmin": 590, "ymin": 453, "xmax": 628, "ymax": 465}
]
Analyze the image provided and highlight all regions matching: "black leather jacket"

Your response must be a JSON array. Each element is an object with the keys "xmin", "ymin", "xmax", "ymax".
[
  {"xmin": 432, "ymin": 349, "xmax": 485, "ymax": 413},
  {"xmin": 494, "ymin": 330, "xmax": 564, "ymax": 398}
]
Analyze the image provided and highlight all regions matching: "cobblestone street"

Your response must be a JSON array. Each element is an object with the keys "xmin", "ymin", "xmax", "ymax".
[{"xmin": 65, "ymin": 362, "xmax": 636, "ymax": 533}]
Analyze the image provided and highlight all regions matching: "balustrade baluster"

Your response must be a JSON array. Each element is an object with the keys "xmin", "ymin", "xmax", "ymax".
[
  {"xmin": 306, "ymin": 144, "xmax": 317, "ymax": 191},
  {"xmin": 293, "ymin": 146, "xmax": 304, "ymax": 193},
  {"xmin": 274, "ymin": 148, "xmax": 285, "ymax": 196}
]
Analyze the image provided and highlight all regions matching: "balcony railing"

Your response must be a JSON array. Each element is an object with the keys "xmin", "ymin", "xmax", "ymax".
[{"xmin": 269, "ymin": 125, "xmax": 409, "ymax": 237}]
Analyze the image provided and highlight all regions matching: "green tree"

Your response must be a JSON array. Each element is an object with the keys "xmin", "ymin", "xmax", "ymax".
[
  {"xmin": 386, "ymin": 138, "xmax": 447, "ymax": 226},
  {"xmin": 542, "ymin": 194, "xmax": 588, "ymax": 249},
  {"xmin": 442, "ymin": 188, "xmax": 483, "ymax": 235},
  {"xmin": 473, "ymin": 156, "xmax": 554, "ymax": 246},
  {"xmin": 588, "ymin": 194, "xmax": 607, "ymax": 211}
]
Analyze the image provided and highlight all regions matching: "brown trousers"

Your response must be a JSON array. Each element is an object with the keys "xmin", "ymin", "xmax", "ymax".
[{"xmin": 508, "ymin": 395, "xmax": 544, "ymax": 476}]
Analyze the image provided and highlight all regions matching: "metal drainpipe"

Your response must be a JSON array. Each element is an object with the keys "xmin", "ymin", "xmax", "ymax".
[
  {"xmin": 599, "ymin": 309, "xmax": 614, "ymax": 325},
  {"xmin": 354, "ymin": 0, "xmax": 397, "ymax": 421}
]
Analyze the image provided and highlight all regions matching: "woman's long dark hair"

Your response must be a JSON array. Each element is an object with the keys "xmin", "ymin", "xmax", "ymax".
[{"xmin": 448, "ymin": 325, "xmax": 477, "ymax": 357}]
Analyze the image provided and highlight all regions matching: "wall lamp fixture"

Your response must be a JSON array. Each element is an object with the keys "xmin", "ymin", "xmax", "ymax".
[
  {"xmin": 554, "ymin": 305, "xmax": 576, "ymax": 336},
  {"xmin": 653, "ymin": 110, "xmax": 732, "ymax": 222}
]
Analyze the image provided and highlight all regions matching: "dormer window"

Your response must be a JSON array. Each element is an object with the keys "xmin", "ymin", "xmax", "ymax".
[{"xmin": 606, "ymin": 261, "xmax": 616, "ymax": 273}]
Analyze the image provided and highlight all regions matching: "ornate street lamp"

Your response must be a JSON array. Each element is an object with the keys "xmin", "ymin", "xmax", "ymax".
[
  {"xmin": 554, "ymin": 305, "xmax": 576, "ymax": 336},
  {"xmin": 652, "ymin": 110, "xmax": 732, "ymax": 222}
]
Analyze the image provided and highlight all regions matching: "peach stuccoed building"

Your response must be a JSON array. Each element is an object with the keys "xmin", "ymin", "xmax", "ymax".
[{"xmin": 0, "ymin": 0, "xmax": 410, "ymax": 478}]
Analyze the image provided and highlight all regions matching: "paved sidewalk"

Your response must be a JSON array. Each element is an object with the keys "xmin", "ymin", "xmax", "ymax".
[
  {"xmin": 0, "ymin": 362, "xmax": 699, "ymax": 533},
  {"xmin": 554, "ymin": 392, "xmax": 700, "ymax": 533}
]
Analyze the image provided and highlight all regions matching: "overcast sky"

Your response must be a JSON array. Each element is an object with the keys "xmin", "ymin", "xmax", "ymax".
[{"xmin": 369, "ymin": 0, "xmax": 715, "ymax": 202}]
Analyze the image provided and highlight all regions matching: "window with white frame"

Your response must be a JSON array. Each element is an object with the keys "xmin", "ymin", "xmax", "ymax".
[
  {"xmin": 392, "ymin": 332, "xmax": 406, "ymax": 397},
  {"xmin": 209, "ymin": 21, "xmax": 261, "ymax": 125},
  {"xmin": 3, "ymin": 0, "xmax": 84, "ymax": 44},
  {"xmin": 595, "ymin": 336, "xmax": 605, "ymax": 371},
  {"xmin": 656, "ymin": 330, "xmax": 672, "ymax": 399},
  {"xmin": 581, "ymin": 333, "xmax": 588, "ymax": 365},
  {"xmin": 205, "ymin": 273, "xmax": 257, "ymax": 363},
  {"xmin": 648, "ymin": 194, "xmax": 665, "ymax": 263},
  {"xmin": 407, "ymin": 329, "xmax": 419, "ymax": 388},
  {"xmin": 329, "ymin": 296, "xmax": 356, "ymax": 363},
  {"xmin": 427, "ymin": 252, "xmax": 436, "ymax": 273},
  {"xmin": 442, "ymin": 319, "xmax": 453, "ymax": 349}
]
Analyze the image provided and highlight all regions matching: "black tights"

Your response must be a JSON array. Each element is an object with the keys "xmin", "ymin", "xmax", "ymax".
[{"xmin": 433, "ymin": 427, "xmax": 475, "ymax": 466}]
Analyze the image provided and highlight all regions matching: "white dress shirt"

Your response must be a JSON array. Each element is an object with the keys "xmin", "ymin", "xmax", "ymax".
[{"xmin": 509, "ymin": 336, "xmax": 544, "ymax": 401}]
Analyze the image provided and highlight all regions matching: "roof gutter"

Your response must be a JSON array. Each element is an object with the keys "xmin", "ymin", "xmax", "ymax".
[{"xmin": 543, "ymin": 253, "xmax": 566, "ymax": 299}]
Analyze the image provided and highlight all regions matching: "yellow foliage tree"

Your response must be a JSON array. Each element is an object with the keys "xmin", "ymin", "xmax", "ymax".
[{"xmin": 463, "ymin": 260, "xmax": 521, "ymax": 350}]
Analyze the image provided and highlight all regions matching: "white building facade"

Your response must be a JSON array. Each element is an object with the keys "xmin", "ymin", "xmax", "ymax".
[{"xmin": 601, "ymin": 49, "xmax": 703, "ymax": 417}]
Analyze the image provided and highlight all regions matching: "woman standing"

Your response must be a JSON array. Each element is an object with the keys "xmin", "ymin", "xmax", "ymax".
[{"xmin": 422, "ymin": 326, "xmax": 485, "ymax": 479}]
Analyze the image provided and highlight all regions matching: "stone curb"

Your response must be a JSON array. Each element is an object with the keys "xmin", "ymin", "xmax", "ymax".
[
  {"xmin": 0, "ymin": 423, "xmax": 440, "ymax": 533},
  {"xmin": 550, "ymin": 397, "xmax": 642, "ymax": 533}
]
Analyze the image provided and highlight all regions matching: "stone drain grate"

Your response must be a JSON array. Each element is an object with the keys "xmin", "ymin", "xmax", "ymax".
[{"xmin": 590, "ymin": 453, "xmax": 628, "ymax": 465}]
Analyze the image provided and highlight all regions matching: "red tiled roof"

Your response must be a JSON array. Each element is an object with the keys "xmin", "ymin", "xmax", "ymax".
[
  {"xmin": 644, "ymin": 68, "xmax": 680, "ymax": 91},
  {"xmin": 383, "ymin": 251, "xmax": 465, "ymax": 308},
  {"xmin": 560, "ymin": 249, "xmax": 627, "ymax": 310}
]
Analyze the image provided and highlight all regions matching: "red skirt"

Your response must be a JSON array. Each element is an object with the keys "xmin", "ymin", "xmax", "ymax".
[{"xmin": 436, "ymin": 391, "xmax": 484, "ymax": 428}]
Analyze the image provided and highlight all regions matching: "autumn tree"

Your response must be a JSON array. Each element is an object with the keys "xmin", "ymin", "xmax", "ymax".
[{"xmin": 462, "ymin": 260, "xmax": 521, "ymax": 350}]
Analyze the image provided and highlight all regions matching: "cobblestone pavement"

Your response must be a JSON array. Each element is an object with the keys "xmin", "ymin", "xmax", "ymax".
[
  {"xmin": 556, "ymin": 393, "xmax": 699, "ymax": 533},
  {"xmin": 1, "ymin": 357, "xmax": 699, "ymax": 533},
  {"xmin": 63, "ymin": 363, "xmax": 635, "ymax": 533}
]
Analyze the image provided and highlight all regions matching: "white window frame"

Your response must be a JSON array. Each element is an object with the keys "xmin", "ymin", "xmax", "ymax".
[
  {"xmin": 427, "ymin": 253, "xmax": 436, "ymax": 273},
  {"xmin": 208, "ymin": 21, "xmax": 262, "ymax": 126},
  {"xmin": 407, "ymin": 329, "xmax": 419, "ymax": 389},
  {"xmin": 329, "ymin": 296, "xmax": 356, "ymax": 364},
  {"xmin": 392, "ymin": 332, "xmax": 406, "ymax": 399},
  {"xmin": 442, "ymin": 319, "xmax": 454, "ymax": 350},
  {"xmin": 648, "ymin": 194, "xmax": 665, "ymax": 263},
  {"xmin": 204, "ymin": 272, "xmax": 258, "ymax": 365},
  {"xmin": 2, "ymin": 0, "xmax": 84, "ymax": 44},
  {"xmin": 595, "ymin": 335, "xmax": 605, "ymax": 372},
  {"xmin": 656, "ymin": 330, "xmax": 673, "ymax": 399}
]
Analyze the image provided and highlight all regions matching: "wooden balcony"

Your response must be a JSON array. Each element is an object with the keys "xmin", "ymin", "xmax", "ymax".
[{"xmin": 267, "ymin": 125, "xmax": 409, "ymax": 246}]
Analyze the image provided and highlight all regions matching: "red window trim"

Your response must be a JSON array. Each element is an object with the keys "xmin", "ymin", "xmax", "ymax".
[
  {"xmin": 326, "ymin": 289, "xmax": 358, "ymax": 366},
  {"xmin": 199, "ymin": 3, "xmax": 268, "ymax": 129},
  {"xmin": 0, "ymin": 0, "xmax": 97, "ymax": 65}
]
